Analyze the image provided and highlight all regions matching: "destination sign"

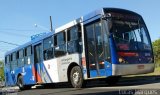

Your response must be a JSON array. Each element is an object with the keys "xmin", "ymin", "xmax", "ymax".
[{"xmin": 109, "ymin": 12, "xmax": 140, "ymax": 20}]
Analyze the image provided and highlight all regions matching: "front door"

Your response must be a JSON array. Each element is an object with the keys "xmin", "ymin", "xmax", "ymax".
[{"xmin": 84, "ymin": 21, "xmax": 106, "ymax": 78}]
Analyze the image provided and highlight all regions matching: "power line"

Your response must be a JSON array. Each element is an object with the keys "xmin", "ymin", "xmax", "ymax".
[
  {"xmin": 0, "ymin": 28, "xmax": 48, "ymax": 38},
  {"xmin": 0, "ymin": 28, "xmax": 47, "ymax": 32},
  {"xmin": 0, "ymin": 49, "xmax": 8, "ymax": 52},
  {"xmin": 0, "ymin": 28, "xmax": 36, "ymax": 31},
  {"xmin": 0, "ymin": 40, "xmax": 19, "ymax": 46},
  {"xmin": 0, "ymin": 31, "xmax": 30, "ymax": 37},
  {"xmin": 0, "ymin": 46, "xmax": 12, "ymax": 48}
]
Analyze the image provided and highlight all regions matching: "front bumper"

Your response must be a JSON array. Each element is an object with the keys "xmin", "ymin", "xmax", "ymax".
[{"xmin": 112, "ymin": 63, "xmax": 155, "ymax": 75}]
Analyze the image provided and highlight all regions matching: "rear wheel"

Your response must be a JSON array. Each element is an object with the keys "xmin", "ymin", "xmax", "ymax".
[
  {"xmin": 17, "ymin": 76, "xmax": 31, "ymax": 90},
  {"xmin": 70, "ymin": 66, "xmax": 85, "ymax": 88}
]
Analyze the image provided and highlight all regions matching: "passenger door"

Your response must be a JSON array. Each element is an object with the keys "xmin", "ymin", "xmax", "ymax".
[
  {"xmin": 33, "ymin": 43, "xmax": 43, "ymax": 83},
  {"xmin": 84, "ymin": 21, "xmax": 106, "ymax": 78}
]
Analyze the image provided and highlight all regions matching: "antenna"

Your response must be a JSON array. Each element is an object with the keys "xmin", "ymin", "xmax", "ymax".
[{"xmin": 50, "ymin": 16, "xmax": 53, "ymax": 32}]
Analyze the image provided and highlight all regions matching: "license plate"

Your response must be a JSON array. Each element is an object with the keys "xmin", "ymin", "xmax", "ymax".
[{"xmin": 137, "ymin": 65, "xmax": 144, "ymax": 69}]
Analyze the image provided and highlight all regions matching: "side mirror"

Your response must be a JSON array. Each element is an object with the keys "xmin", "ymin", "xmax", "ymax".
[{"xmin": 102, "ymin": 13, "xmax": 112, "ymax": 20}]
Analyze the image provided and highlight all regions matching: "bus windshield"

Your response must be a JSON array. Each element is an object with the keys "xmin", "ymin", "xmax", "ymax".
[{"xmin": 110, "ymin": 17, "xmax": 152, "ymax": 51}]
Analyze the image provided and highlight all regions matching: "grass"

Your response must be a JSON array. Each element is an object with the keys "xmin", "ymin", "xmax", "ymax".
[{"xmin": 148, "ymin": 64, "xmax": 160, "ymax": 75}]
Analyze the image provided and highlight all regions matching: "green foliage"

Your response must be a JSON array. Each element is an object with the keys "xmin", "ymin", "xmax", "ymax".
[
  {"xmin": 0, "ymin": 60, "xmax": 4, "ymax": 81},
  {"xmin": 152, "ymin": 38, "xmax": 160, "ymax": 63}
]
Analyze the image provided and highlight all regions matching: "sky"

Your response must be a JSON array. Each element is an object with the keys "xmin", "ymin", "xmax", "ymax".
[{"xmin": 0, "ymin": 0, "xmax": 160, "ymax": 60}]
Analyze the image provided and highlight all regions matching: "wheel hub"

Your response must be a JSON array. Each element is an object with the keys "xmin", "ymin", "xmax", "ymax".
[{"xmin": 73, "ymin": 72, "xmax": 80, "ymax": 84}]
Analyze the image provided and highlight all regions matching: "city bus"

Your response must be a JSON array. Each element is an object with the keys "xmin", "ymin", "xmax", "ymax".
[{"xmin": 4, "ymin": 8, "xmax": 154, "ymax": 90}]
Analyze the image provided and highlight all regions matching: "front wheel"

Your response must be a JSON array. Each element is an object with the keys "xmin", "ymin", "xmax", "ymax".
[{"xmin": 70, "ymin": 66, "xmax": 85, "ymax": 88}]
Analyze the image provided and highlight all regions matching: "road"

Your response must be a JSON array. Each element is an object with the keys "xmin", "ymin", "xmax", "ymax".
[{"xmin": 1, "ymin": 75, "xmax": 160, "ymax": 95}]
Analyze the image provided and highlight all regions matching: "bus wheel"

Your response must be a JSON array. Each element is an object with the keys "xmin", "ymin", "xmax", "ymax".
[
  {"xmin": 70, "ymin": 66, "xmax": 85, "ymax": 88},
  {"xmin": 17, "ymin": 76, "xmax": 25, "ymax": 90},
  {"xmin": 17, "ymin": 76, "xmax": 31, "ymax": 90}
]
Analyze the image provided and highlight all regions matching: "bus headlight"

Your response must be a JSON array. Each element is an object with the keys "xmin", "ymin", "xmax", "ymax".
[{"xmin": 119, "ymin": 57, "xmax": 127, "ymax": 64}]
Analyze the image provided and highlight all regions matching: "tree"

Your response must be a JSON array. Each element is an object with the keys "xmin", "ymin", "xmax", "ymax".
[
  {"xmin": 152, "ymin": 39, "xmax": 160, "ymax": 63},
  {"xmin": 0, "ymin": 60, "xmax": 4, "ymax": 81}
]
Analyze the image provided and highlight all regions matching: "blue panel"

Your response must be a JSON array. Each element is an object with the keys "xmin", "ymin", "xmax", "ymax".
[
  {"xmin": 90, "ymin": 62, "xmax": 112, "ymax": 78},
  {"xmin": 90, "ymin": 69, "xmax": 106, "ymax": 78},
  {"xmin": 6, "ymin": 65, "xmax": 37, "ymax": 86},
  {"xmin": 105, "ymin": 61, "xmax": 112, "ymax": 76},
  {"xmin": 90, "ymin": 70, "xmax": 98, "ymax": 78},
  {"xmin": 109, "ymin": 35, "xmax": 118, "ymax": 64},
  {"xmin": 23, "ymin": 65, "xmax": 36, "ymax": 85},
  {"xmin": 99, "ymin": 69, "xmax": 106, "ymax": 76},
  {"xmin": 5, "ymin": 69, "xmax": 15, "ymax": 86}
]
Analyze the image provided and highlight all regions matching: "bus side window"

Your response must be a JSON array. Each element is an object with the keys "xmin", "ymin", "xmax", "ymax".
[
  {"xmin": 43, "ymin": 36, "xmax": 54, "ymax": 60},
  {"xmin": 11, "ymin": 52, "xmax": 17, "ymax": 70},
  {"xmin": 5, "ymin": 56, "xmax": 8, "ymax": 65},
  {"xmin": 10, "ymin": 54, "xmax": 12, "ymax": 70},
  {"xmin": 5, "ymin": 57, "xmax": 7, "ymax": 64},
  {"xmin": 54, "ymin": 32, "xmax": 66, "ymax": 57},
  {"xmin": 67, "ymin": 25, "xmax": 81, "ymax": 54},
  {"xmin": 17, "ymin": 49, "xmax": 24, "ymax": 67},
  {"xmin": 24, "ymin": 46, "xmax": 32, "ymax": 65},
  {"xmin": 5, "ymin": 55, "xmax": 10, "ymax": 68}
]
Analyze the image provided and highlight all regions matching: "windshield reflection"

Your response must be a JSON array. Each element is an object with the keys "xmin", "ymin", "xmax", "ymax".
[{"xmin": 110, "ymin": 19, "xmax": 151, "ymax": 51}]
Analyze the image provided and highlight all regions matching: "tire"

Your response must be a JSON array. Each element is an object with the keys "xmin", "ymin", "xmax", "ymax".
[
  {"xmin": 105, "ymin": 76, "xmax": 121, "ymax": 86},
  {"xmin": 17, "ymin": 76, "xmax": 31, "ymax": 90},
  {"xmin": 70, "ymin": 66, "xmax": 85, "ymax": 88}
]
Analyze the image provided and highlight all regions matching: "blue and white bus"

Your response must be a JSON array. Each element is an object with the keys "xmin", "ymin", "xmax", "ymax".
[{"xmin": 4, "ymin": 8, "xmax": 154, "ymax": 90}]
